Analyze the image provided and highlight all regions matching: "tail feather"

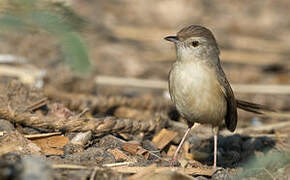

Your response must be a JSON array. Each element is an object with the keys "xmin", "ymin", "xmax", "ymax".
[
  {"xmin": 236, "ymin": 99, "xmax": 275, "ymax": 114},
  {"xmin": 237, "ymin": 99, "xmax": 290, "ymax": 119}
]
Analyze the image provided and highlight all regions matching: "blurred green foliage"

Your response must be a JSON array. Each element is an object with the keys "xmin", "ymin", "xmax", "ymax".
[
  {"xmin": 236, "ymin": 151, "xmax": 290, "ymax": 179},
  {"xmin": 0, "ymin": 0, "xmax": 90, "ymax": 74}
]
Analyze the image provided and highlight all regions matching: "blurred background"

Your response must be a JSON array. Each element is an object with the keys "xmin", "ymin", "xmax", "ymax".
[
  {"xmin": 1, "ymin": 0, "xmax": 290, "ymax": 122},
  {"xmin": 0, "ymin": 1, "xmax": 290, "ymax": 179}
]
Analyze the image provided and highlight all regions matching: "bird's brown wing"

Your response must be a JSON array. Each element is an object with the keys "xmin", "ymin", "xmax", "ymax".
[
  {"xmin": 215, "ymin": 62, "xmax": 237, "ymax": 132},
  {"xmin": 168, "ymin": 68, "xmax": 175, "ymax": 104}
]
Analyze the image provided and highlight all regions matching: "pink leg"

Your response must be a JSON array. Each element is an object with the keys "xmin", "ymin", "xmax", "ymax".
[
  {"xmin": 212, "ymin": 126, "xmax": 219, "ymax": 170},
  {"xmin": 170, "ymin": 128, "xmax": 191, "ymax": 166}
]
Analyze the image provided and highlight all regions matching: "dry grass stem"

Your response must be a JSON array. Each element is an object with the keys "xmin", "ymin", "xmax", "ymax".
[
  {"xmin": 24, "ymin": 132, "xmax": 62, "ymax": 139},
  {"xmin": 102, "ymin": 162, "xmax": 134, "ymax": 167},
  {"xmin": 25, "ymin": 98, "xmax": 48, "ymax": 112}
]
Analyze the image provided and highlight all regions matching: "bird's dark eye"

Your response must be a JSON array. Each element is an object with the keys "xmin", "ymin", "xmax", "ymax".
[{"xmin": 191, "ymin": 41, "xmax": 199, "ymax": 47}]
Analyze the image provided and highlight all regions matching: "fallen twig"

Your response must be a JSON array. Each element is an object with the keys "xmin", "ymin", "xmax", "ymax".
[
  {"xmin": 52, "ymin": 164, "xmax": 87, "ymax": 169},
  {"xmin": 25, "ymin": 98, "xmax": 48, "ymax": 112},
  {"xmin": 102, "ymin": 162, "xmax": 134, "ymax": 167},
  {"xmin": 24, "ymin": 132, "xmax": 62, "ymax": 139},
  {"xmin": 0, "ymin": 65, "xmax": 45, "ymax": 86}
]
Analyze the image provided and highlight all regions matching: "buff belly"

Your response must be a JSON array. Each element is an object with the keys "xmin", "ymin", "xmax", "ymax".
[{"xmin": 169, "ymin": 61, "xmax": 227, "ymax": 126}]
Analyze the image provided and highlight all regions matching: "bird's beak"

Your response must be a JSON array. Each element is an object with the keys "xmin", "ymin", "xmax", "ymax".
[{"xmin": 164, "ymin": 36, "xmax": 179, "ymax": 43}]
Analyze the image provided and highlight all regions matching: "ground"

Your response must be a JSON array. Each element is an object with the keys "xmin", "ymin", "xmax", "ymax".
[{"xmin": 0, "ymin": 0, "xmax": 290, "ymax": 179}]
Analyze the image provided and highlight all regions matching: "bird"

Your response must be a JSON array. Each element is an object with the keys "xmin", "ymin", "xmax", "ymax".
[{"xmin": 164, "ymin": 25, "xmax": 273, "ymax": 169}]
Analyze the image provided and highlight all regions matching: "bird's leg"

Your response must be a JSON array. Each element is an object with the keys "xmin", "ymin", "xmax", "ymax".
[
  {"xmin": 170, "ymin": 127, "xmax": 191, "ymax": 166},
  {"xmin": 212, "ymin": 126, "xmax": 219, "ymax": 170}
]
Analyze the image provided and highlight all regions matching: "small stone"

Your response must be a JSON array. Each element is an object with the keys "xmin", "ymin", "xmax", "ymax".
[
  {"xmin": 70, "ymin": 131, "xmax": 92, "ymax": 146},
  {"xmin": 98, "ymin": 135, "xmax": 125, "ymax": 150},
  {"xmin": 0, "ymin": 119, "xmax": 15, "ymax": 133}
]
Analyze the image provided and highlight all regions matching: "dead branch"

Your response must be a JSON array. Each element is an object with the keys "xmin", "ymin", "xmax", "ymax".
[{"xmin": 0, "ymin": 107, "xmax": 166, "ymax": 134}]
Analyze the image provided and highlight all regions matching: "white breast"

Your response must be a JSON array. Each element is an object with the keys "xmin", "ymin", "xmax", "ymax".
[{"xmin": 169, "ymin": 61, "xmax": 227, "ymax": 126}]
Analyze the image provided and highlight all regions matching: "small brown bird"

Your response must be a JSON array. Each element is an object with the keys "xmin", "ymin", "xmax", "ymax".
[{"xmin": 165, "ymin": 25, "xmax": 272, "ymax": 169}]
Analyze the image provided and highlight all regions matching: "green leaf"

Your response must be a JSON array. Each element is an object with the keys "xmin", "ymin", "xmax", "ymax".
[
  {"xmin": 60, "ymin": 32, "xmax": 90, "ymax": 74},
  {"xmin": 0, "ymin": 2, "xmax": 91, "ymax": 74},
  {"xmin": 27, "ymin": 10, "xmax": 71, "ymax": 34},
  {"xmin": 0, "ymin": 14, "xmax": 26, "ymax": 30}
]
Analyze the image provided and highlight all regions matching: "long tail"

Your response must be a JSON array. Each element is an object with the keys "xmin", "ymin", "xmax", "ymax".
[
  {"xmin": 237, "ymin": 99, "xmax": 290, "ymax": 119},
  {"xmin": 236, "ymin": 99, "xmax": 275, "ymax": 114}
]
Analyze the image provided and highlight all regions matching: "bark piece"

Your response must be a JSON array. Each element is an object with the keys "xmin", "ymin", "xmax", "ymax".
[
  {"xmin": 152, "ymin": 129, "xmax": 178, "ymax": 150},
  {"xmin": 31, "ymin": 135, "xmax": 69, "ymax": 155},
  {"xmin": 107, "ymin": 148, "xmax": 134, "ymax": 162},
  {"xmin": 167, "ymin": 145, "xmax": 177, "ymax": 157},
  {"xmin": 122, "ymin": 142, "xmax": 150, "ymax": 160}
]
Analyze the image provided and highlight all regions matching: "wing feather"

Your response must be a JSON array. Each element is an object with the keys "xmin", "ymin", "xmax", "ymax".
[{"xmin": 215, "ymin": 61, "xmax": 237, "ymax": 132}]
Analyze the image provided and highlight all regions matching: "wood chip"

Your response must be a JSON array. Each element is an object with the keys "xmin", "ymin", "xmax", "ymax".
[
  {"xmin": 122, "ymin": 142, "xmax": 140, "ymax": 155},
  {"xmin": 167, "ymin": 145, "xmax": 177, "ymax": 157},
  {"xmin": 31, "ymin": 135, "xmax": 69, "ymax": 155},
  {"xmin": 122, "ymin": 142, "xmax": 150, "ymax": 160},
  {"xmin": 152, "ymin": 129, "xmax": 178, "ymax": 150},
  {"xmin": 107, "ymin": 148, "xmax": 133, "ymax": 162},
  {"xmin": 136, "ymin": 148, "xmax": 149, "ymax": 160}
]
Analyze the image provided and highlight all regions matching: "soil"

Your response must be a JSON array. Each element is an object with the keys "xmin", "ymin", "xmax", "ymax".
[{"xmin": 0, "ymin": 0, "xmax": 290, "ymax": 180}]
